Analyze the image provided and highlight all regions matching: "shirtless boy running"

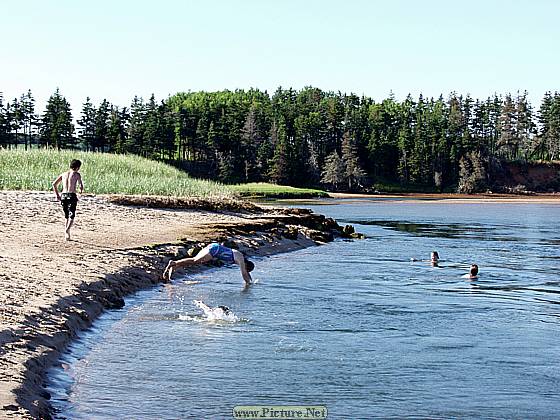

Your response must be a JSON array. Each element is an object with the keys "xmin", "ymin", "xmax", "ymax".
[{"xmin": 52, "ymin": 159, "xmax": 84, "ymax": 241}]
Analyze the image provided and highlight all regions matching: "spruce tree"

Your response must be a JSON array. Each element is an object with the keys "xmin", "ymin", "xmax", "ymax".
[
  {"xmin": 270, "ymin": 120, "xmax": 291, "ymax": 184},
  {"xmin": 93, "ymin": 99, "xmax": 110, "ymax": 152},
  {"xmin": 497, "ymin": 94, "xmax": 517, "ymax": 160},
  {"xmin": 143, "ymin": 94, "xmax": 159, "ymax": 158},
  {"xmin": 127, "ymin": 96, "xmax": 145, "ymax": 155},
  {"xmin": 77, "ymin": 97, "xmax": 96, "ymax": 151},
  {"xmin": 321, "ymin": 151, "xmax": 344, "ymax": 190},
  {"xmin": 39, "ymin": 88, "xmax": 74, "ymax": 149},
  {"xmin": 0, "ymin": 93, "xmax": 9, "ymax": 147},
  {"xmin": 341, "ymin": 130, "xmax": 366, "ymax": 190},
  {"xmin": 19, "ymin": 90, "xmax": 36, "ymax": 150},
  {"xmin": 241, "ymin": 105, "xmax": 260, "ymax": 181},
  {"xmin": 107, "ymin": 105, "xmax": 128, "ymax": 153}
]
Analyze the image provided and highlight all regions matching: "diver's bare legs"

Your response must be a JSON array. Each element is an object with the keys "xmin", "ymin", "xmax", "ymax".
[{"xmin": 163, "ymin": 249, "xmax": 212, "ymax": 281}]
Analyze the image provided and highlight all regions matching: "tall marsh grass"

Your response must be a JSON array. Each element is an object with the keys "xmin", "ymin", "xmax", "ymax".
[
  {"xmin": 0, "ymin": 149, "xmax": 235, "ymax": 199},
  {"xmin": 231, "ymin": 182, "xmax": 328, "ymax": 198}
]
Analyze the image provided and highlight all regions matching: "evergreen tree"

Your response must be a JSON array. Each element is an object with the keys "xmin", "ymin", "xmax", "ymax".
[
  {"xmin": 127, "ymin": 96, "xmax": 145, "ymax": 154},
  {"xmin": 241, "ymin": 105, "xmax": 260, "ymax": 181},
  {"xmin": 158, "ymin": 101, "xmax": 176, "ymax": 160},
  {"xmin": 341, "ymin": 130, "xmax": 366, "ymax": 190},
  {"xmin": 39, "ymin": 88, "xmax": 74, "ymax": 149},
  {"xmin": 497, "ymin": 94, "xmax": 517, "ymax": 160},
  {"xmin": 143, "ymin": 94, "xmax": 159, "ymax": 158},
  {"xmin": 93, "ymin": 99, "xmax": 110, "ymax": 152},
  {"xmin": 457, "ymin": 151, "xmax": 488, "ymax": 193},
  {"xmin": 0, "ymin": 93, "xmax": 10, "ymax": 147},
  {"xmin": 107, "ymin": 105, "xmax": 128, "ymax": 153},
  {"xmin": 536, "ymin": 92, "xmax": 560, "ymax": 160},
  {"xmin": 20, "ymin": 90, "xmax": 36, "ymax": 150},
  {"xmin": 515, "ymin": 91, "xmax": 535, "ymax": 160},
  {"xmin": 269, "ymin": 120, "xmax": 291, "ymax": 184},
  {"xmin": 321, "ymin": 151, "xmax": 344, "ymax": 190},
  {"xmin": 77, "ymin": 97, "xmax": 96, "ymax": 151},
  {"xmin": 10, "ymin": 98, "xmax": 23, "ymax": 148}
]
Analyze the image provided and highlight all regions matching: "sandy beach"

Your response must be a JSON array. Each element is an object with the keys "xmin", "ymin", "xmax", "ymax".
[{"xmin": 0, "ymin": 191, "xmax": 340, "ymax": 419}]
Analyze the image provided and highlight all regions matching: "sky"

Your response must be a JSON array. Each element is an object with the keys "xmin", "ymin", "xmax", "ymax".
[{"xmin": 1, "ymin": 0, "xmax": 559, "ymax": 113}]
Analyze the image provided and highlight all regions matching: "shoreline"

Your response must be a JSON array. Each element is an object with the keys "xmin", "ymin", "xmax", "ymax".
[
  {"xmin": 327, "ymin": 192, "xmax": 560, "ymax": 203},
  {"xmin": 0, "ymin": 191, "xmax": 344, "ymax": 419}
]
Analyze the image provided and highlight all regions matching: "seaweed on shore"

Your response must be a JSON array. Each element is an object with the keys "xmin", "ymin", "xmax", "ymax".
[{"xmin": 106, "ymin": 194, "xmax": 265, "ymax": 213}]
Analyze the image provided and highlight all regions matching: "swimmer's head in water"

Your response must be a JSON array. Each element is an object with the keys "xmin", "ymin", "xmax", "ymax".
[
  {"xmin": 470, "ymin": 264, "xmax": 479, "ymax": 276},
  {"xmin": 431, "ymin": 251, "xmax": 439, "ymax": 261},
  {"xmin": 217, "ymin": 305, "xmax": 230, "ymax": 314},
  {"xmin": 244, "ymin": 258, "xmax": 255, "ymax": 272}
]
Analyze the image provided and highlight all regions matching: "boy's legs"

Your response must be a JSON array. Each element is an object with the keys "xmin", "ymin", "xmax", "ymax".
[
  {"xmin": 65, "ymin": 218, "xmax": 74, "ymax": 239},
  {"xmin": 61, "ymin": 194, "xmax": 77, "ymax": 240},
  {"xmin": 61, "ymin": 196, "xmax": 70, "ymax": 240},
  {"xmin": 163, "ymin": 247, "xmax": 213, "ymax": 281},
  {"xmin": 65, "ymin": 198, "xmax": 78, "ymax": 240}
]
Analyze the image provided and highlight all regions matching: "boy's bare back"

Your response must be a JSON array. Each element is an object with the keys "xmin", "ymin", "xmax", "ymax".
[{"xmin": 61, "ymin": 170, "xmax": 83, "ymax": 193}]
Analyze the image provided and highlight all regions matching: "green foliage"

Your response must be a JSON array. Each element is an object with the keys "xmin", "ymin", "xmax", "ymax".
[
  {"xmin": 2, "ymin": 87, "xmax": 560, "ymax": 193},
  {"xmin": 457, "ymin": 151, "xmax": 488, "ymax": 193},
  {"xmin": 321, "ymin": 151, "xmax": 344, "ymax": 190},
  {"xmin": 231, "ymin": 182, "xmax": 328, "ymax": 198},
  {"xmin": 0, "ymin": 149, "xmax": 234, "ymax": 198},
  {"xmin": 39, "ymin": 88, "xmax": 74, "ymax": 149}
]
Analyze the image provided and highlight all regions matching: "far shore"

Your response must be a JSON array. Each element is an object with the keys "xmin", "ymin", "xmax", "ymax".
[
  {"xmin": 0, "ymin": 191, "xmax": 341, "ymax": 420},
  {"xmin": 327, "ymin": 192, "xmax": 560, "ymax": 203}
]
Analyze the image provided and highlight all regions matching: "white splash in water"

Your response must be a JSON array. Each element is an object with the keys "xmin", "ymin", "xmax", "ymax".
[{"xmin": 191, "ymin": 300, "xmax": 240, "ymax": 322}]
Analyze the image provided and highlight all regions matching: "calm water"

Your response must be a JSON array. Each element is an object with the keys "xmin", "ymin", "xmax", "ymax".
[{"xmin": 47, "ymin": 200, "xmax": 560, "ymax": 419}]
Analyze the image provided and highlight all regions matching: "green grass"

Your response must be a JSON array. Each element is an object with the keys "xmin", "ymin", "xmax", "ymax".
[
  {"xmin": 230, "ymin": 182, "xmax": 328, "ymax": 198},
  {"xmin": 373, "ymin": 181, "xmax": 438, "ymax": 194},
  {"xmin": 0, "ymin": 149, "xmax": 235, "ymax": 199}
]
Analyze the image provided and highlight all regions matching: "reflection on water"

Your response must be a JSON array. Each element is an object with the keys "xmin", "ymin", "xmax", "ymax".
[{"xmin": 48, "ymin": 201, "xmax": 560, "ymax": 419}]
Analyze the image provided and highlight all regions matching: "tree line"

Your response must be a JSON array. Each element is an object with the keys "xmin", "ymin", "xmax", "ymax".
[{"xmin": 1, "ymin": 87, "xmax": 559, "ymax": 192}]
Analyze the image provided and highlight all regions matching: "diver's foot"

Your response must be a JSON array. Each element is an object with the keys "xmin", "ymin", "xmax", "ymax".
[{"xmin": 65, "ymin": 231, "xmax": 70, "ymax": 241}]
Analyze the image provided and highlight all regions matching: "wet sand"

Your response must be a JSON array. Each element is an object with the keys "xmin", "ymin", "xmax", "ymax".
[{"xmin": 0, "ymin": 191, "xmax": 338, "ymax": 419}]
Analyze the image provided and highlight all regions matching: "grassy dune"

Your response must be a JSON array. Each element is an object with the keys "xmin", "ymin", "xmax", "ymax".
[
  {"xmin": 231, "ymin": 182, "xmax": 328, "ymax": 198},
  {"xmin": 0, "ymin": 149, "xmax": 234, "ymax": 199}
]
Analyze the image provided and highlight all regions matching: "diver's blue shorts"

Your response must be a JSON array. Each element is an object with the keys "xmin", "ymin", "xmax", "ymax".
[{"xmin": 208, "ymin": 243, "xmax": 235, "ymax": 264}]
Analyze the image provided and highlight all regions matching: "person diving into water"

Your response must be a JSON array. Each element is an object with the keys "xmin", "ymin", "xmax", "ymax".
[
  {"xmin": 193, "ymin": 300, "xmax": 230, "ymax": 316},
  {"xmin": 163, "ymin": 242, "xmax": 254, "ymax": 285}
]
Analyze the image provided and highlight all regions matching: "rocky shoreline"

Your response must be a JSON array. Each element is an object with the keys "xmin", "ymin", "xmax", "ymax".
[{"xmin": 0, "ymin": 191, "xmax": 354, "ymax": 419}]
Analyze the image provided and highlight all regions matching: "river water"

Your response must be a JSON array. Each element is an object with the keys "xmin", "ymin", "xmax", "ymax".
[{"xmin": 47, "ymin": 199, "xmax": 560, "ymax": 419}]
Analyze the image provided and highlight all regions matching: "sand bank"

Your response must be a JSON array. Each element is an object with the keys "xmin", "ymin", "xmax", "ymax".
[{"xmin": 0, "ymin": 191, "xmax": 343, "ymax": 419}]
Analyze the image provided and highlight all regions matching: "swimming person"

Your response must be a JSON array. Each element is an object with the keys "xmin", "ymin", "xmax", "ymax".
[
  {"xmin": 462, "ymin": 264, "xmax": 479, "ymax": 279},
  {"xmin": 194, "ymin": 300, "xmax": 230, "ymax": 316},
  {"xmin": 411, "ymin": 250, "xmax": 440, "ymax": 266},
  {"xmin": 52, "ymin": 159, "xmax": 84, "ymax": 241},
  {"xmin": 163, "ymin": 242, "xmax": 254, "ymax": 285},
  {"xmin": 430, "ymin": 251, "xmax": 439, "ymax": 266}
]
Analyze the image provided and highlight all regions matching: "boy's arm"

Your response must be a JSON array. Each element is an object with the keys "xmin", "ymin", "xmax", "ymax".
[
  {"xmin": 78, "ymin": 173, "xmax": 84, "ymax": 194},
  {"xmin": 238, "ymin": 260, "xmax": 252, "ymax": 285},
  {"xmin": 52, "ymin": 175, "xmax": 62, "ymax": 201}
]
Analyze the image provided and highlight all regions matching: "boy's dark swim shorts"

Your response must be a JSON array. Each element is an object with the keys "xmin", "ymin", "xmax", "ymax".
[{"xmin": 61, "ymin": 192, "xmax": 78, "ymax": 219}]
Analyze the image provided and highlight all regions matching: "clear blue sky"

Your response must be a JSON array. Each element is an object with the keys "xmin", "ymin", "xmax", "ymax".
[{"xmin": 1, "ymin": 0, "xmax": 559, "ymax": 112}]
